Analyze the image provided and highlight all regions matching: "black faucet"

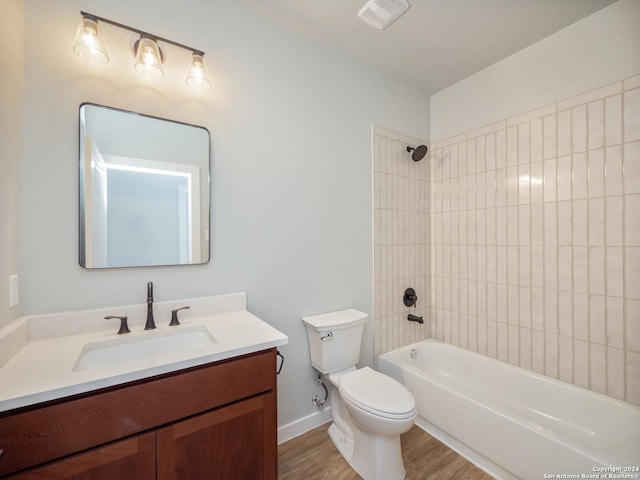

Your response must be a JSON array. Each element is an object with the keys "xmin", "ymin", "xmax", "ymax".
[{"xmin": 145, "ymin": 281, "xmax": 156, "ymax": 330}]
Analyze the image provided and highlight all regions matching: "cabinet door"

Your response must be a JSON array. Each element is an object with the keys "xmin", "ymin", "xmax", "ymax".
[
  {"xmin": 8, "ymin": 432, "xmax": 155, "ymax": 480},
  {"xmin": 157, "ymin": 393, "xmax": 276, "ymax": 480}
]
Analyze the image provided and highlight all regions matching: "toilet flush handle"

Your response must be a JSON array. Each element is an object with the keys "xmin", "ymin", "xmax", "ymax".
[{"xmin": 320, "ymin": 331, "xmax": 333, "ymax": 341}]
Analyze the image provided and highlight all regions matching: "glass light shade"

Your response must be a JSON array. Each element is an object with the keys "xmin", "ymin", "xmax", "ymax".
[
  {"xmin": 73, "ymin": 17, "xmax": 109, "ymax": 64},
  {"xmin": 134, "ymin": 36, "xmax": 164, "ymax": 79},
  {"xmin": 185, "ymin": 53, "xmax": 211, "ymax": 91}
]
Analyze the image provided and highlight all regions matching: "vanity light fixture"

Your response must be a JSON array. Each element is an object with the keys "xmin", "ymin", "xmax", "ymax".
[{"xmin": 73, "ymin": 11, "xmax": 211, "ymax": 90}]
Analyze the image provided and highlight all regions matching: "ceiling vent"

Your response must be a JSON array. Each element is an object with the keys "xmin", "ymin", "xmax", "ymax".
[{"xmin": 358, "ymin": 0, "xmax": 410, "ymax": 30}]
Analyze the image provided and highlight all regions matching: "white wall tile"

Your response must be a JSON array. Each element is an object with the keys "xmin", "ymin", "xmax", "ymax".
[
  {"xmin": 607, "ymin": 296, "xmax": 624, "ymax": 348},
  {"xmin": 530, "ymin": 161, "xmax": 544, "ymax": 204},
  {"xmin": 559, "ymin": 335, "xmax": 573, "ymax": 383},
  {"xmin": 519, "ymin": 286, "xmax": 531, "ymax": 328},
  {"xmin": 508, "ymin": 324, "xmax": 519, "ymax": 365},
  {"xmin": 545, "ymin": 290, "xmax": 558, "ymax": 334},
  {"xmin": 606, "ymin": 196, "xmax": 624, "ymax": 246},
  {"xmin": 532, "ymin": 288, "xmax": 545, "ymax": 331},
  {"xmin": 477, "ymin": 136, "xmax": 486, "ymax": 173},
  {"xmin": 543, "ymin": 114, "xmax": 556, "ymax": 160},
  {"xmin": 520, "ymin": 327, "xmax": 531, "ymax": 369},
  {"xmin": 605, "ymin": 145, "xmax": 624, "ymax": 196},
  {"xmin": 544, "ymin": 203, "xmax": 558, "ymax": 246},
  {"xmin": 519, "ymin": 164, "xmax": 530, "ymax": 204},
  {"xmin": 624, "ymin": 88, "xmax": 640, "ymax": 142},
  {"xmin": 605, "ymin": 94, "xmax": 622, "ymax": 146},
  {"xmin": 624, "ymin": 142, "xmax": 640, "ymax": 194},
  {"xmin": 486, "ymin": 133, "xmax": 496, "ymax": 171},
  {"xmin": 627, "ymin": 351, "xmax": 640, "ymax": 405},
  {"xmin": 497, "ymin": 322, "xmax": 508, "ymax": 362},
  {"xmin": 496, "ymin": 129, "xmax": 506, "ymax": 169},
  {"xmin": 588, "ymin": 149, "xmax": 605, "ymax": 198},
  {"xmin": 574, "ymin": 293, "xmax": 589, "ymax": 341},
  {"xmin": 532, "ymin": 330, "xmax": 544, "ymax": 374},
  {"xmin": 589, "ymin": 247, "xmax": 606, "ymax": 295},
  {"xmin": 558, "ymin": 291, "xmax": 573, "ymax": 337},
  {"xmin": 558, "ymin": 246, "xmax": 573, "ymax": 292},
  {"xmin": 557, "ymin": 156, "xmax": 572, "ymax": 201},
  {"xmin": 626, "ymin": 247, "xmax": 640, "ymax": 299},
  {"xmin": 574, "ymin": 339, "xmax": 589, "ymax": 388},
  {"xmin": 544, "ymin": 246, "xmax": 557, "ymax": 290},
  {"xmin": 588, "ymin": 100, "xmax": 605, "ymax": 150},
  {"xmin": 558, "ymin": 201, "xmax": 572, "ymax": 245},
  {"xmin": 507, "ymin": 206, "xmax": 518, "ymax": 246},
  {"xmin": 589, "ymin": 198, "xmax": 605, "ymax": 246},
  {"xmin": 573, "ymin": 247, "xmax": 588, "ymax": 293},
  {"xmin": 572, "ymin": 153, "xmax": 588, "ymax": 199},
  {"xmin": 573, "ymin": 199, "xmax": 588, "ymax": 246},
  {"xmin": 572, "ymin": 105, "xmax": 587, "ymax": 153},
  {"xmin": 589, "ymin": 295, "xmax": 606, "ymax": 344},
  {"xmin": 607, "ymin": 347, "xmax": 624, "ymax": 400},
  {"xmin": 545, "ymin": 333, "xmax": 558, "ymax": 378},
  {"xmin": 590, "ymin": 343, "xmax": 606, "ymax": 393},
  {"xmin": 606, "ymin": 247, "xmax": 624, "ymax": 297},
  {"xmin": 557, "ymin": 109, "xmax": 571, "ymax": 157},
  {"xmin": 531, "ymin": 203, "xmax": 543, "ymax": 246},
  {"xmin": 496, "ymin": 168, "xmax": 507, "ymax": 207},
  {"xmin": 507, "ymin": 126, "xmax": 518, "ymax": 167},
  {"xmin": 531, "ymin": 118, "xmax": 543, "ymax": 163},
  {"xmin": 507, "ymin": 167, "xmax": 519, "ymax": 206},
  {"xmin": 627, "ymin": 298, "xmax": 640, "ymax": 352},
  {"xmin": 544, "ymin": 158, "xmax": 557, "ymax": 202},
  {"xmin": 531, "ymin": 246, "xmax": 544, "ymax": 289}
]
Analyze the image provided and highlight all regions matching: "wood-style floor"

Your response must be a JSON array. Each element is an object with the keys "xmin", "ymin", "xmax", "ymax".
[{"xmin": 278, "ymin": 423, "xmax": 493, "ymax": 480}]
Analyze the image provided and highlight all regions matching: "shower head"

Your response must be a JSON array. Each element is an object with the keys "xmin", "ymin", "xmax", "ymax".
[{"xmin": 407, "ymin": 144, "xmax": 428, "ymax": 162}]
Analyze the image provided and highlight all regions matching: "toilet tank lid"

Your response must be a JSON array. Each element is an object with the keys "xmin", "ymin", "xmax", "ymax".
[{"xmin": 302, "ymin": 309, "xmax": 367, "ymax": 331}]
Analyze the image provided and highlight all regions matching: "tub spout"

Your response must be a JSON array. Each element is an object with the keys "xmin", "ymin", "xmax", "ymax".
[{"xmin": 407, "ymin": 313, "xmax": 424, "ymax": 324}]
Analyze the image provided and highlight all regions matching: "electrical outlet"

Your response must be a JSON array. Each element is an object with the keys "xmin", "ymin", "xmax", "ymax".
[{"xmin": 9, "ymin": 274, "xmax": 19, "ymax": 308}]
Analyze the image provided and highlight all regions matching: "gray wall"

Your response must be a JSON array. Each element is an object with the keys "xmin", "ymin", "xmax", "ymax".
[
  {"xmin": 0, "ymin": 0, "xmax": 23, "ymax": 329},
  {"xmin": 18, "ymin": 0, "xmax": 430, "ymax": 427}
]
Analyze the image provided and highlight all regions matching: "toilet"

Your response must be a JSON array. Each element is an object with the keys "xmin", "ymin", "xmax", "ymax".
[{"xmin": 303, "ymin": 309, "xmax": 416, "ymax": 480}]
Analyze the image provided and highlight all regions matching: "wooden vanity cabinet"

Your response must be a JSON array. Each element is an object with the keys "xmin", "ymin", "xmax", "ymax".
[{"xmin": 0, "ymin": 349, "xmax": 277, "ymax": 480}]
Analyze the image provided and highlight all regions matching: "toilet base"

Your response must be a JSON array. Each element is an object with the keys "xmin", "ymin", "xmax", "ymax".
[
  {"xmin": 324, "ymin": 371, "xmax": 413, "ymax": 480},
  {"xmin": 328, "ymin": 419, "xmax": 406, "ymax": 480}
]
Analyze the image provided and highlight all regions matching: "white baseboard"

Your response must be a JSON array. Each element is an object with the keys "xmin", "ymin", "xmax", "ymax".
[{"xmin": 278, "ymin": 406, "xmax": 332, "ymax": 444}]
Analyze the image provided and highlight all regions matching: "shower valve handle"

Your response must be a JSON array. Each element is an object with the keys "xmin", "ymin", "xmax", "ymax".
[{"xmin": 403, "ymin": 288, "xmax": 418, "ymax": 308}]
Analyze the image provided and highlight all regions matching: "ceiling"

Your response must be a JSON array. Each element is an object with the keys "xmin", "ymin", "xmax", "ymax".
[{"xmin": 240, "ymin": 0, "xmax": 618, "ymax": 96}]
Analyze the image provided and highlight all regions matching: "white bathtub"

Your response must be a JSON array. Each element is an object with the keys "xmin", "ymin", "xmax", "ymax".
[{"xmin": 379, "ymin": 339, "xmax": 640, "ymax": 480}]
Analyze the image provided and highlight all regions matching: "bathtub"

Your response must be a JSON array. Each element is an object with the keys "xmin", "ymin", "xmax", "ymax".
[{"xmin": 379, "ymin": 339, "xmax": 640, "ymax": 480}]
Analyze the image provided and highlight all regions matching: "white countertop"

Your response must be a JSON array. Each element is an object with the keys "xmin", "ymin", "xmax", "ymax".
[{"xmin": 0, "ymin": 294, "xmax": 288, "ymax": 412}]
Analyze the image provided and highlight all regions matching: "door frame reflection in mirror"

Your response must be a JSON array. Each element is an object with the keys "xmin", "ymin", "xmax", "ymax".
[{"xmin": 79, "ymin": 103, "xmax": 210, "ymax": 269}]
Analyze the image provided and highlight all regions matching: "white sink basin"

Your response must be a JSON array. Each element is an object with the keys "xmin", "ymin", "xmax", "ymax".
[{"xmin": 73, "ymin": 326, "xmax": 217, "ymax": 371}]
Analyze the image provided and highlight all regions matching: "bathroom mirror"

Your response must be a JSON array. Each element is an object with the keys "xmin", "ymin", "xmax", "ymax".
[{"xmin": 79, "ymin": 103, "xmax": 210, "ymax": 268}]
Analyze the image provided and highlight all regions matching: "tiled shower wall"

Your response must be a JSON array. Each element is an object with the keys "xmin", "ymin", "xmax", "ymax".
[
  {"xmin": 373, "ymin": 126, "xmax": 430, "ymax": 358},
  {"xmin": 430, "ymin": 75, "xmax": 640, "ymax": 405}
]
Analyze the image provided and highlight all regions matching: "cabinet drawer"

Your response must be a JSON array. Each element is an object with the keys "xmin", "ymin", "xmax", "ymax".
[{"xmin": 0, "ymin": 348, "xmax": 275, "ymax": 477}]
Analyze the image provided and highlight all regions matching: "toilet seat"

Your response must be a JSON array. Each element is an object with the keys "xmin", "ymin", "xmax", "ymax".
[{"xmin": 338, "ymin": 367, "xmax": 416, "ymax": 420}]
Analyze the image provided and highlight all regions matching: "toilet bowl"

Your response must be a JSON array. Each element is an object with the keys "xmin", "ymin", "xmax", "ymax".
[{"xmin": 303, "ymin": 310, "xmax": 416, "ymax": 480}]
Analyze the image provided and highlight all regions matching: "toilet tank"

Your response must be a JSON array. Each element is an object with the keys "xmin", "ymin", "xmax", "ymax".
[{"xmin": 302, "ymin": 309, "xmax": 367, "ymax": 374}]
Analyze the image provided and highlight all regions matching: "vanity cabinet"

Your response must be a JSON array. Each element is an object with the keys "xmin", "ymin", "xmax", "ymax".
[{"xmin": 0, "ymin": 349, "xmax": 277, "ymax": 479}]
